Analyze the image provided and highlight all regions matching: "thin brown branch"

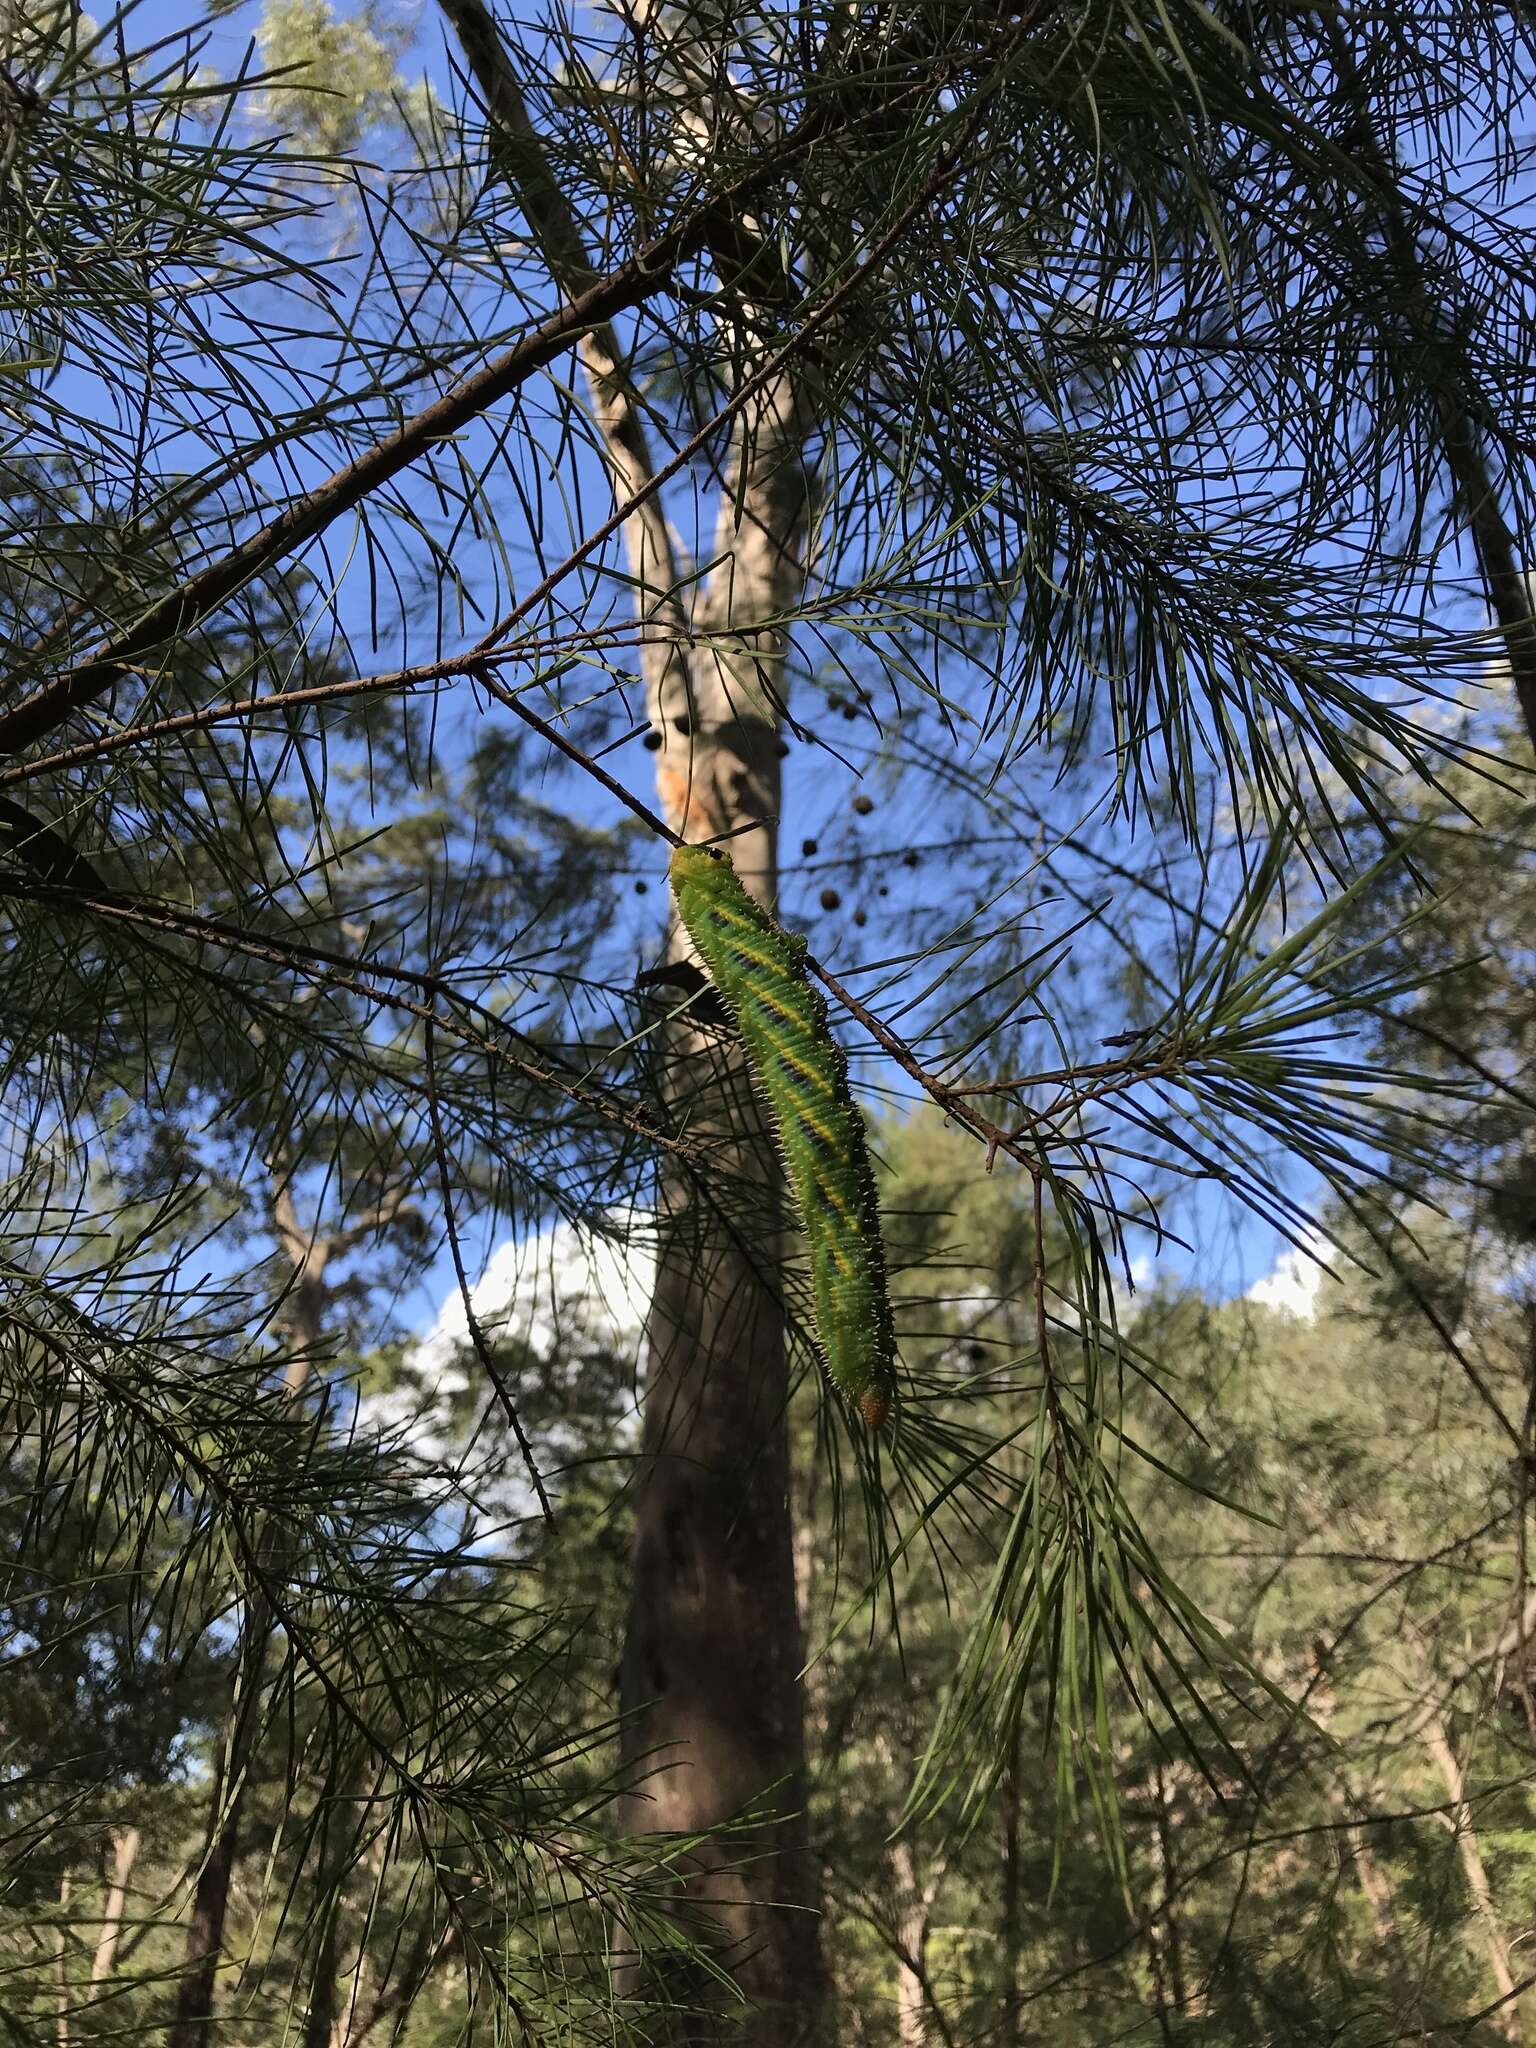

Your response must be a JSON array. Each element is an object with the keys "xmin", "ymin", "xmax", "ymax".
[
  {"xmin": 0, "ymin": 104, "xmax": 843, "ymax": 761},
  {"xmin": 471, "ymin": 662, "xmax": 684, "ymax": 845},
  {"xmin": 0, "ymin": 871, "xmax": 689, "ymax": 1162},
  {"xmin": 0, "ymin": 623, "xmax": 665, "ymax": 789},
  {"xmin": 469, "ymin": 81, "xmax": 1004, "ymax": 665},
  {"xmin": 2, "ymin": 16, "xmax": 1031, "ymax": 766},
  {"xmin": 437, "ymin": 0, "xmax": 688, "ymax": 657}
]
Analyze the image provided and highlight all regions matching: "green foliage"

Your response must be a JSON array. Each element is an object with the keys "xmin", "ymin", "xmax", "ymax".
[
  {"xmin": 257, "ymin": 0, "xmax": 431, "ymax": 156},
  {"xmin": 801, "ymin": 1140, "xmax": 1536, "ymax": 2046},
  {"xmin": 2, "ymin": 0, "xmax": 1535, "ymax": 2040}
]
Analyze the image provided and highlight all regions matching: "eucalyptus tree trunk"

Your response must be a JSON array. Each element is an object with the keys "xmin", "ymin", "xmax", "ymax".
[
  {"xmin": 54, "ymin": 1873, "xmax": 70, "ymax": 2048},
  {"xmin": 888, "ymin": 1834, "xmax": 933, "ymax": 2048},
  {"xmin": 434, "ymin": 6, "xmax": 826, "ymax": 2035},
  {"xmin": 1423, "ymin": 1712, "xmax": 1524, "ymax": 2043},
  {"xmin": 616, "ymin": 382, "xmax": 823, "ymax": 2044}
]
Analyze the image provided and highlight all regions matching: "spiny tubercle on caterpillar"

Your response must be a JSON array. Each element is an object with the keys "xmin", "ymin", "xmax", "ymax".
[{"xmin": 668, "ymin": 841, "xmax": 896, "ymax": 1430}]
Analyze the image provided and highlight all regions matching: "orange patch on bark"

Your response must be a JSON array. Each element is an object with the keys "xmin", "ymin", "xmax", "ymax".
[{"xmin": 656, "ymin": 759, "xmax": 722, "ymax": 840}]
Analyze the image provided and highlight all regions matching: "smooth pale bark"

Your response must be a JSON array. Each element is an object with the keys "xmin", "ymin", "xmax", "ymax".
[
  {"xmin": 89, "ymin": 1825, "xmax": 141, "ymax": 1985},
  {"xmin": 613, "ymin": 353, "xmax": 823, "ymax": 2047},
  {"xmin": 888, "ymin": 1835, "xmax": 933, "ymax": 2048},
  {"xmin": 55, "ymin": 1872, "xmax": 71, "ymax": 2048},
  {"xmin": 1423, "ymin": 1713, "xmax": 1524, "ymax": 2043}
]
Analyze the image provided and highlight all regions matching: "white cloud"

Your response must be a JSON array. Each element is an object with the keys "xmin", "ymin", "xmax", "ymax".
[
  {"xmin": 413, "ymin": 1212, "xmax": 654, "ymax": 1384},
  {"xmin": 1245, "ymin": 1228, "xmax": 1328, "ymax": 1320},
  {"xmin": 366, "ymin": 1213, "xmax": 656, "ymax": 1516}
]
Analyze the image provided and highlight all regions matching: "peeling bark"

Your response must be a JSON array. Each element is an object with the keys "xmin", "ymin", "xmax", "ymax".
[{"xmin": 611, "ymin": 356, "xmax": 824, "ymax": 2043}]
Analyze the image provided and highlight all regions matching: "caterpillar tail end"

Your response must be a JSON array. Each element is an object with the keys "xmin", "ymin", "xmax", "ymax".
[{"xmin": 856, "ymin": 1384, "xmax": 891, "ymax": 1430}]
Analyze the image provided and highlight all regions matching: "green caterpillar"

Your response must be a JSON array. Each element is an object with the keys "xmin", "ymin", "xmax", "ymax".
[{"xmin": 669, "ymin": 842, "xmax": 896, "ymax": 1429}]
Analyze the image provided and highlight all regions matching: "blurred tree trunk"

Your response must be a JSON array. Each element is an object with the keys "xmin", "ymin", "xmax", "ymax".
[
  {"xmin": 89, "ymin": 1826, "xmax": 141, "ymax": 1985},
  {"xmin": 1325, "ymin": 19, "xmax": 1536, "ymax": 749},
  {"xmin": 1346, "ymin": 1821, "xmax": 1398, "ymax": 1949},
  {"xmin": 1423, "ymin": 1713, "xmax": 1524, "ymax": 2043},
  {"xmin": 55, "ymin": 1872, "xmax": 70, "ymax": 2048},
  {"xmin": 617, "ymin": 378, "xmax": 821, "ymax": 2042},
  {"xmin": 888, "ymin": 1835, "xmax": 933, "ymax": 2048},
  {"xmin": 1144, "ymin": 1760, "xmax": 1188, "ymax": 2039},
  {"xmin": 166, "ymin": 1680, "xmax": 259, "ymax": 2048},
  {"xmin": 168, "ymin": 1185, "xmax": 332, "ymax": 2048}
]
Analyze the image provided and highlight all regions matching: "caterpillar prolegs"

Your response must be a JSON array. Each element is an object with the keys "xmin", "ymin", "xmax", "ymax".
[{"xmin": 668, "ymin": 842, "xmax": 896, "ymax": 1429}]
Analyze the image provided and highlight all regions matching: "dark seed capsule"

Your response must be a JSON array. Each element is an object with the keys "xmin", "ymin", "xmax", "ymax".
[
  {"xmin": 635, "ymin": 879, "xmax": 649, "ymax": 894},
  {"xmin": 841, "ymin": 704, "xmax": 858, "ymax": 721},
  {"xmin": 852, "ymin": 794, "xmax": 874, "ymax": 816},
  {"xmin": 802, "ymin": 837, "xmax": 818, "ymax": 857},
  {"xmin": 902, "ymin": 849, "xmax": 919, "ymax": 868},
  {"xmin": 853, "ymin": 908, "xmax": 867, "ymax": 927},
  {"xmin": 827, "ymin": 693, "xmax": 847, "ymax": 713},
  {"xmin": 819, "ymin": 887, "xmax": 841, "ymax": 911},
  {"xmin": 878, "ymin": 885, "xmax": 889, "ymax": 897},
  {"xmin": 643, "ymin": 730, "xmax": 663, "ymax": 751}
]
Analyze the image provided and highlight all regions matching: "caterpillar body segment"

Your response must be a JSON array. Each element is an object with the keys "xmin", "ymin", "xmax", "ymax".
[{"xmin": 668, "ymin": 842, "xmax": 896, "ymax": 1429}]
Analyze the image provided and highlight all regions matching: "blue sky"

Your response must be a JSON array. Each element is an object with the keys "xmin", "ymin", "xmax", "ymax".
[{"xmin": 45, "ymin": 0, "xmax": 1507, "ymax": 1344}]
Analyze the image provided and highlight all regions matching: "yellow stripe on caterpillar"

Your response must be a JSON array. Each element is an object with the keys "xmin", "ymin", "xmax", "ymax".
[{"xmin": 669, "ymin": 842, "xmax": 896, "ymax": 1429}]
